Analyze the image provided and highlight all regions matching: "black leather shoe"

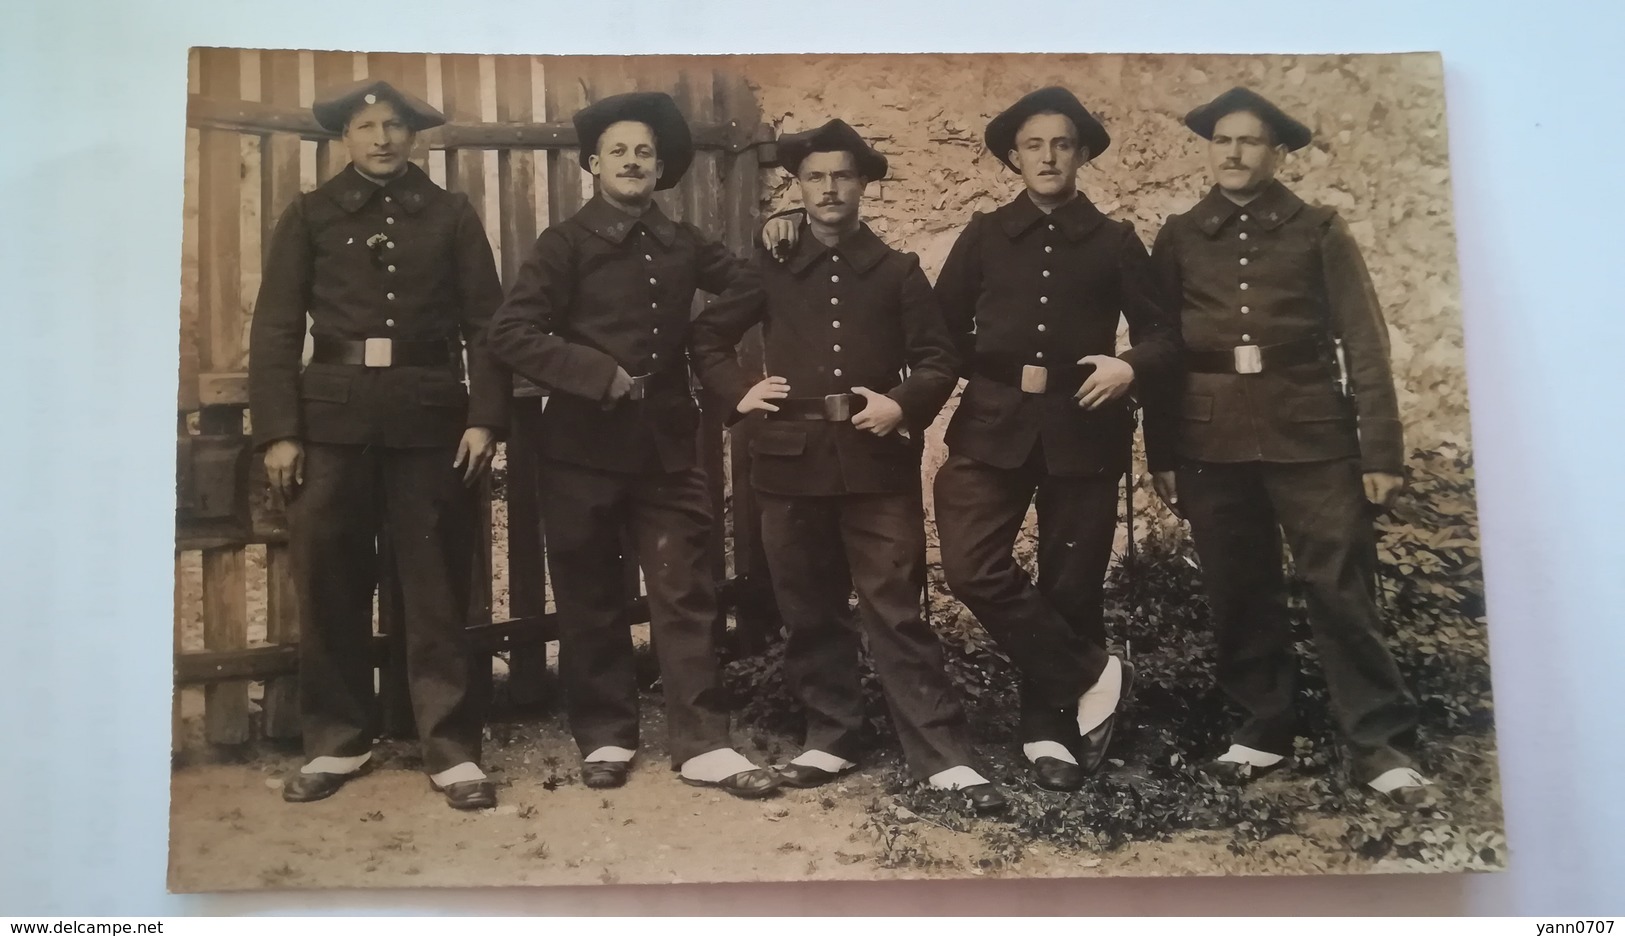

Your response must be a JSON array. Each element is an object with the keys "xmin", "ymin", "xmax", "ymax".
[
  {"xmin": 282, "ymin": 768, "xmax": 362, "ymax": 803},
  {"xmin": 582, "ymin": 761, "xmax": 630, "ymax": 789},
  {"xmin": 437, "ymin": 778, "xmax": 497, "ymax": 810},
  {"xmin": 776, "ymin": 762, "xmax": 852, "ymax": 789},
  {"xmin": 1077, "ymin": 660, "xmax": 1136, "ymax": 774},
  {"xmin": 1032, "ymin": 756, "xmax": 1085, "ymax": 792},
  {"xmin": 961, "ymin": 782, "xmax": 1008, "ymax": 814},
  {"xmin": 682, "ymin": 768, "xmax": 783, "ymax": 799}
]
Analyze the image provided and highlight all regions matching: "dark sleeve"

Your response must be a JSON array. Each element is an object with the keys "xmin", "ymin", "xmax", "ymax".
[
  {"xmin": 694, "ymin": 231, "xmax": 747, "ymax": 298},
  {"xmin": 247, "ymin": 198, "xmax": 312, "ymax": 450},
  {"xmin": 887, "ymin": 254, "xmax": 961, "ymax": 434},
  {"xmin": 689, "ymin": 250, "xmax": 768, "ymax": 425},
  {"xmin": 1319, "ymin": 212, "xmax": 1403, "ymax": 474},
  {"xmin": 487, "ymin": 226, "xmax": 620, "ymax": 403},
  {"xmin": 933, "ymin": 213, "xmax": 985, "ymax": 373},
  {"xmin": 1142, "ymin": 218, "xmax": 1185, "ymax": 473},
  {"xmin": 451, "ymin": 197, "xmax": 511, "ymax": 435},
  {"xmin": 1114, "ymin": 219, "xmax": 1182, "ymax": 388}
]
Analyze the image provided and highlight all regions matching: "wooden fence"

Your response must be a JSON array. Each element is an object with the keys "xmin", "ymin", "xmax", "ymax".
[{"xmin": 174, "ymin": 48, "xmax": 779, "ymax": 749}]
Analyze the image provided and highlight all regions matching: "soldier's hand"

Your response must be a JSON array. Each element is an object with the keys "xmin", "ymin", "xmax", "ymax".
[
  {"xmin": 761, "ymin": 216, "xmax": 800, "ymax": 263},
  {"xmin": 1075, "ymin": 355, "xmax": 1135, "ymax": 410},
  {"xmin": 850, "ymin": 387, "xmax": 904, "ymax": 436},
  {"xmin": 1362, "ymin": 471, "xmax": 1404, "ymax": 510},
  {"xmin": 738, "ymin": 376, "xmax": 790, "ymax": 414},
  {"xmin": 602, "ymin": 367, "xmax": 637, "ymax": 408},
  {"xmin": 1152, "ymin": 471, "xmax": 1183, "ymax": 519},
  {"xmin": 264, "ymin": 439, "xmax": 305, "ymax": 503},
  {"xmin": 454, "ymin": 427, "xmax": 497, "ymax": 487}
]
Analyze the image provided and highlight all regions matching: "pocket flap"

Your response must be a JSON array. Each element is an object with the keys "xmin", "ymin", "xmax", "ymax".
[
  {"xmin": 1289, "ymin": 394, "xmax": 1348, "ymax": 423},
  {"xmin": 750, "ymin": 425, "xmax": 807, "ymax": 457},
  {"xmin": 299, "ymin": 371, "xmax": 352, "ymax": 403},
  {"xmin": 1180, "ymin": 394, "xmax": 1214, "ymax": 422}
]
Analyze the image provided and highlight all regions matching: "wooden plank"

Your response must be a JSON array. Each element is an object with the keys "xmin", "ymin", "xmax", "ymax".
[
  {"xmin": 439, "ymin": 55, "xmax": 485, "ymax": 218},
  {"xmin": 197, "ymin": 50, "xmax": 244, "ymax": 384},
  {"xmin": 545, "ymin": 67, "xmax": 593, "ymax": 222},
  {"xmin": 178, "ymin": 51, "xmax": 202, "ymax": 414},
  {"xmin": 261, "ymin": 543, "xmax": 301, "ymax": 739},
  {"xmin": 312, "ymin": 52, "xmax": 355, "ymax": 183},
  {"xmin": 201, "ymin": 546, "xmax": 251, "ymax": 744},
  {"xmin": 495, "ymin": 54, "xmax": 548, "ymax": 705},
  {"xmin": 173, "ymin": 552, "xmax": 186, "ymax": 754},
  {"xmin": 260, "ymin": 51, "xmax": 304, "ymax": 239}
]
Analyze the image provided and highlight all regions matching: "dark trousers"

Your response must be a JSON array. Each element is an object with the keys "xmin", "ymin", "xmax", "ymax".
[
  {"xmin": 538, "ymin": 459, "xmax": 732, "ymax": 766},
  {"xmin": 934, "ymin": 450, "xmax": 1118, "ymax": 749},
  {"xmin": 289, "ymin": 442, "xmax": 482, "ymax": 774},
  {"xmin": 759, "ymin": 491, "xmax": 976, "ymax": 780},
  {"xmin": 1177, "ymin": 458, "xmax": 1418, "ymax": 780}
]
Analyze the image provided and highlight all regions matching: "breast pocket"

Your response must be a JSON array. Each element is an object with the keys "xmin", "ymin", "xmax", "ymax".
[{"xmin": 750, "ymin": 424, "xmax": 808, "ymax": 457}]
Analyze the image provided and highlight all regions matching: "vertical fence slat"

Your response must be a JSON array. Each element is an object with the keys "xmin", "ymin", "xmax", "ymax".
[
  {"xmin": 197, "ymin": 48, "xmax": 253, "ymax": 743},
  {"xmin": 495, "ymin": 54, "xmax": 549, "ymax": 705}
]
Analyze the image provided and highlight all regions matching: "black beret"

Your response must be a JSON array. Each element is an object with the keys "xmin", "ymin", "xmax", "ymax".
[
  {"xmin": 312, "ymin": 79, "xmax": 445, "ymax": 134},
  {"xmin": 572, "ymin": 91, "xmax": 694, "ymax": 191},
  {"xmin": 776, "ymin": 119, "xmax": 888, "ymax": 181},
  {"xmin": 1184, "ymin": 87, "xmax": 1312, "ymax": 151},
  {"xmin": 984, "ymin": 86, "xmax": 1110, "ymax": 170}
]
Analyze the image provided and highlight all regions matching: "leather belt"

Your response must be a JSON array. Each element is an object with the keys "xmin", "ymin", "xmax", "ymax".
[
  {"xmin": 1185, "ymin": 336, "xmax": 1328, "ymax": 375},
  {"xmin": 766, "ymin": 393, "xmax": 864, "ymax": 421},
  {"xmin": 311, "ymin": 336, "xmax": 453, "ymax": 368},
  {"xmin": 973, "ymin": 353, "xmax": 1094, "ymax": 395}
]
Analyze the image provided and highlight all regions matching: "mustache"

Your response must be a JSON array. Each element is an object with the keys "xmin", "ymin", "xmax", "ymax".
[
  {"xmin": 617, "ymin": 168, "xmax": 648, "ymax": 179},
  {"xmin": 815, "ymin": 198, "xmax": 844, "ymax": 206}
]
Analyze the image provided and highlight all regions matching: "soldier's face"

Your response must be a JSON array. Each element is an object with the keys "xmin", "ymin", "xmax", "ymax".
[
  {"xmin": 796, "ymin": 150, "xmax": 866, "ymax": 229},
  {"xmin": 1209, "ymin": 110, "xmax": 1284, "ymax": 197},
  {"xmin": 343, "ymin": 100, "xmax": 415, "ymax": 177},
  {"xmin": 1009, "ymin": 112, "xmax": 1086, "ymax": 200},
  {"xmin": 590, "ymin": 121, "xmax": 663, "ymax": 204}
]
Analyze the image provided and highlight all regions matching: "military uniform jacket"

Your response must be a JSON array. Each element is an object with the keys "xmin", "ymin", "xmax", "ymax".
[
  {"xmin": 248, "ymin": 163, "xmax": 510, "ymax": 450},
  {"xmin": 691, "ymin": 221, "xmax": 960, "ymax": 497},
  {"xmin": 934, "ymin": 192, "xmax": 1180, "ymax": 476},
  {"xmin": 1143, "ymin": 181, "xmax": 1403, "ymax": 474},
  {"xmin": 489, "ymin": 196, "xmax": 743, "ymax": 474}
]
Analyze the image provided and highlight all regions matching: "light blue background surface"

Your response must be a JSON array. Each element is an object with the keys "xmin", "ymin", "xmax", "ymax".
[{"xmin": 1, "ymin": 0, "xmax": 1620, "ymax": 915}]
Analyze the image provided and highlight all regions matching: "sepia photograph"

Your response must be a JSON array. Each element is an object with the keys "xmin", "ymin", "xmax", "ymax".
[{"xmin": 168, "ymin": 47, "xmax": 1501, "ymax": 892}]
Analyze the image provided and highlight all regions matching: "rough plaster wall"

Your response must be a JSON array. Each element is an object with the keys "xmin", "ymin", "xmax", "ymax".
[{"xmin": 740, "ymin": 52, "xmax": 1466, "ymax": 531}]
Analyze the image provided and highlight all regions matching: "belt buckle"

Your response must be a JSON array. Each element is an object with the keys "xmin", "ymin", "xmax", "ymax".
[
  {"xmin": 823, "ymin": 393, "xmax": 852, "ymax": 422},
  {"xmin": 1020, "ymin": 364, "xmax": 1049, "ymax": 394},
  {"xmin": 627, "ymin": 374, "xmax": 650, "ymax": 401},
  {"xmin": 1233, "ymin": 344, "xmax": 1263, "ymax": 375},
  {"xmin": 363, "ymin": 337, "xmax": 393, "ymax": 368}
]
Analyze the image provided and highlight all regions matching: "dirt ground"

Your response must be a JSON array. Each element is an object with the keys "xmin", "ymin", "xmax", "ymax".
[{"xmin": 167, "ymin": 688, "xmax": 1502, "ymax": 893}]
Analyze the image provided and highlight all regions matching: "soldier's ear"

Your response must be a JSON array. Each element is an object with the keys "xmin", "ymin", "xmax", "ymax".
[
  {"xmin": 654, "ymin": 157, "xmax": 665, "ymax": 181},
  {"xmin": 587, "ymin": 153, "xmax": 603, "ymax": 177}
]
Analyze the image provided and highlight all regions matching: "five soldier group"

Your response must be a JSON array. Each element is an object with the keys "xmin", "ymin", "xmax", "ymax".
[{"xmin": 245, "ymin": 72, "xmax": 1434, "ymax": 818}]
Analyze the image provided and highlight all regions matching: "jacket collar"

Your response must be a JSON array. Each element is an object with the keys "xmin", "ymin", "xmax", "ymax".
[
  {"xmin": 993, "ymin": 189, "xmax": 1108, "ymax": 241},
  {"xmin": 574, "ymin": 194, "xmax": 678, "ymax": 247},
  {"xmin": 786, "ymin": 219, "xmax": 889, "ymax": 275},
  {"xmin": 1193, "ymin": 180, "xmax": 1306, "ymax": 237},
  {"xmin": 320, "ymin": 162, "xmax": 439, "ymax": 215}
]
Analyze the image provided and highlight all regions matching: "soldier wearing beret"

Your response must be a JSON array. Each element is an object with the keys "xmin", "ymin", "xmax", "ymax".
[
  {"xmin": 931, "ymin": 88, "xmax": 1180, "ymax": 791},
  {"xmin": 489, "ymin": 92, "xmax": 779, "ymax": 799},
  {"xmin": 249, "ymin": 79, "xmax": 508, "ymax": 809},
  {"xmin": 693, "ymin": 120, "xmax": 1006, "ymax": 812},
  {"xmin": 1145, "ymin": 87, "xmax": 1430, "ymax": 803}
]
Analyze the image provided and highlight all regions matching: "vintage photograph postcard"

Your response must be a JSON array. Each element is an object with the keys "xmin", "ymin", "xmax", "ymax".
[{"xmin": 169, "ymin": 48, "xmax": 1500, "ymax": 891}]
